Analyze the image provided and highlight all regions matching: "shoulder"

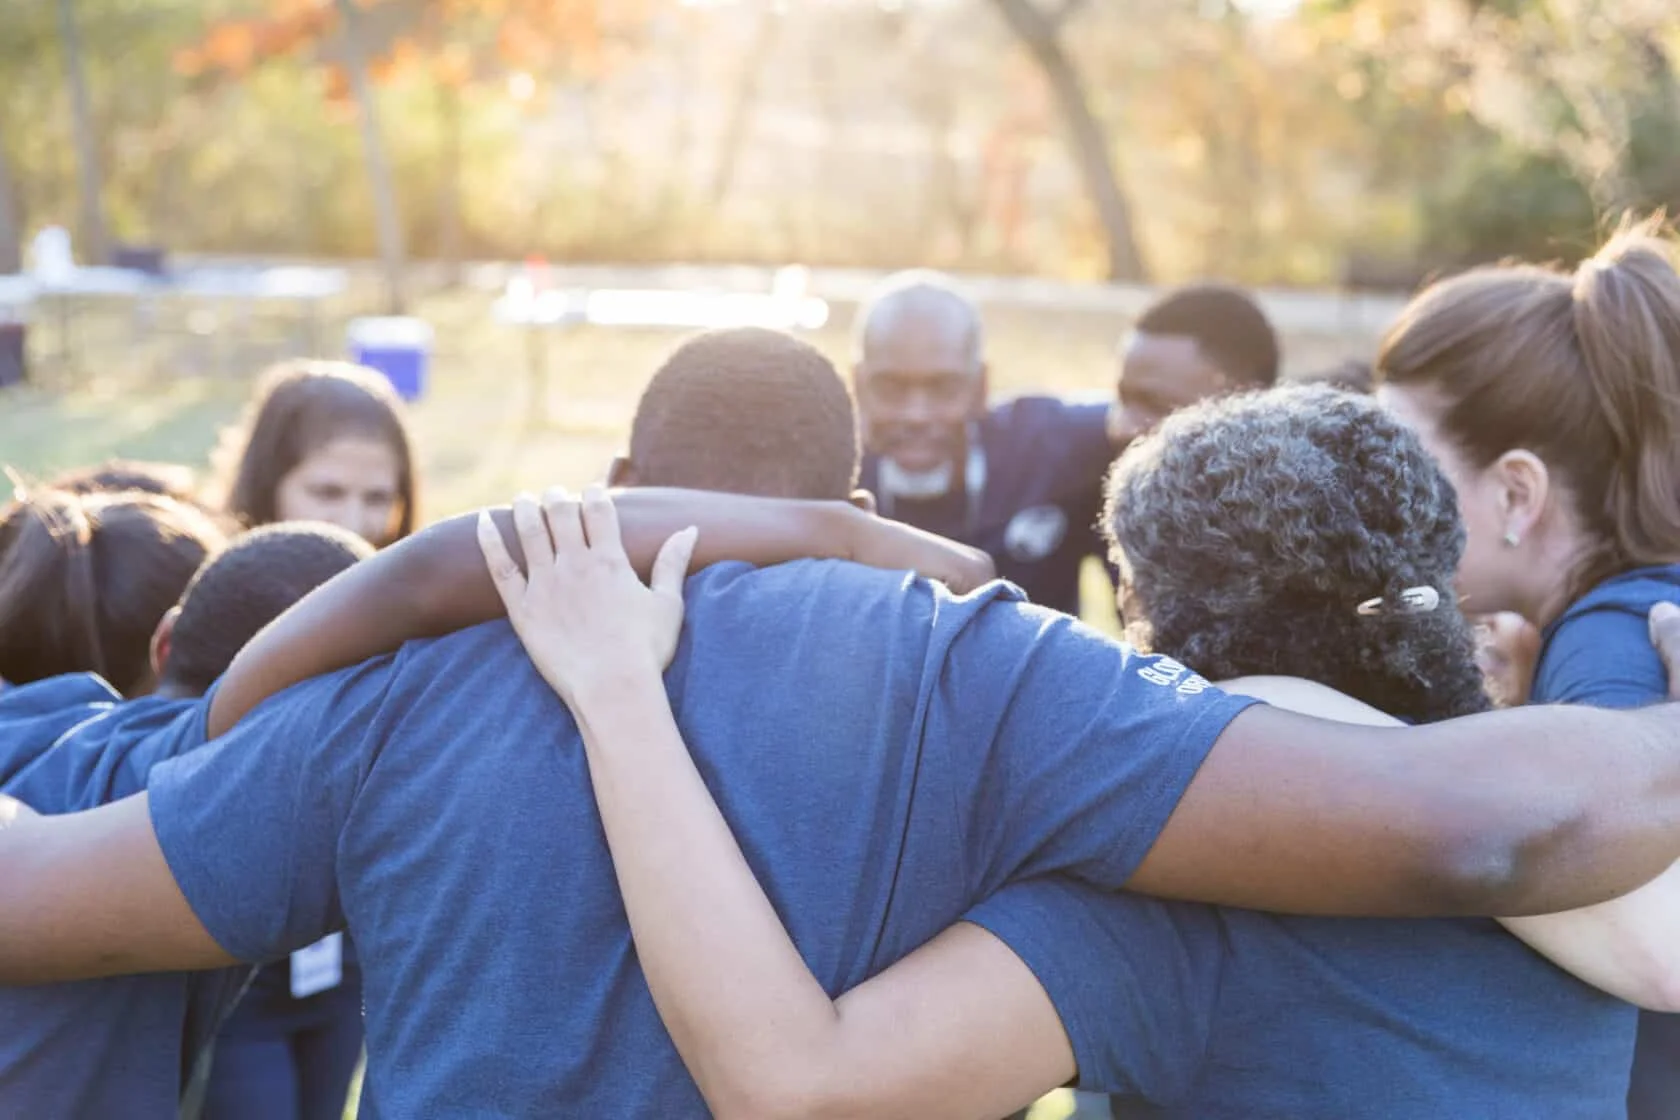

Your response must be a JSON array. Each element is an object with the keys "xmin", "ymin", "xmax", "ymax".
[
  {"xmin": 0, "ymin": 672, "xmax": 120, "ymax": 718},
  {"xmin": 987, "ymin": 395, "xmax": 1108, "ymax": 438},
  {"xmin": 1533, "ymin": 568, "xmax": 1680, "ymax": 708}
]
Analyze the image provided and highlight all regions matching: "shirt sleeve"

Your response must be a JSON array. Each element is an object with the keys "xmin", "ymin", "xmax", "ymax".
[
  {"xmin": 963, "ymin": 877, "xmax": 1218, "ymax": 1104},
  {"xmin": 1532, "ymin": 606, "xmax": 1669, "ymax": 710},
  {"xmin": 929, "ymin": 596, "xmax": 1259, "ymax": 895},
  {"xmin": 146, "ymin": 657, "xmax": 394, "ymax": 963},
  {"xmin": 0, "ymin": 674, "xmax": 121, "ymax": 792}
]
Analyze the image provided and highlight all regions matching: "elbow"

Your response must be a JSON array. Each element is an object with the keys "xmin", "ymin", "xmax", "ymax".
[
  {"xmin": 1425, "ymin": 809, "xmax": 1626, "ymax": 918},
  {"xmin": 1636, "ymin": 962, "xmax": 1680, "ymax": 1014},
  {"xmin": 698, "ymin": 1060, "xmax": 869, "ymax": 1120}
]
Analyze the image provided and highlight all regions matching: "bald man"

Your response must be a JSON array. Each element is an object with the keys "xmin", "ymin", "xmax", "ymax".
[{"xmin": 852, "ymin": 271, "xmax": 1119, "ymax": 616}]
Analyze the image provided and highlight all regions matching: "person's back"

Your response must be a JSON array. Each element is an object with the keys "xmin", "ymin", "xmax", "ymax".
[
  {"xmin": 967, "ymin": 385, "xmax": 1639, "ymax": 1117},
  {"xmin": 980, "ymin": 875, "xmax": 1634, "ymax": 1119},
  {"xmin": 146, "ymin": 556, "xmax": 1251, "ymax": 1115}
]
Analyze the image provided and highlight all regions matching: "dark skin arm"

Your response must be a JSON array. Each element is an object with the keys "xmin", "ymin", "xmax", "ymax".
[
  {"xmin": 1130, "ymin": 701, "xmax": 1680, "ymax": 917},
  {"xmin": 207, "ymin": 488, "xmax": 994, "ymax": 739}
]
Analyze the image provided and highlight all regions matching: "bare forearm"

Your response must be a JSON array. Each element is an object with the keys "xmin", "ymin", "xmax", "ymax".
[
  {"xmin": 0, "ymin": 796, "xmax": 232, "ymax": 983},
  {"xmin": 210, "ymin": 493, "xmax": 874, "ymax": 737},
  {"xmin": 1502, "ymin": 857, "xmax": 1680, "ymax": 1010},
  {"xmin": 1132, "ymin": 702, "xmax": 1680, "ymax": 917},
  {"xmin": 570, "ymin": 675, "xmax": 844, "ymax": 1116}
]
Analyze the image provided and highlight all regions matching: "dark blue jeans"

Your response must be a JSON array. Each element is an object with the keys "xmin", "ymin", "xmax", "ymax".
[{"xmin": 204, "ymin": 960, "xmax": 364, "ymax": 1120}]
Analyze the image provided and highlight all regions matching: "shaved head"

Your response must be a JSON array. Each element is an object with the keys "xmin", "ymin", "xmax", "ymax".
[
  {"xmin": 852, "ymin": 270, "xmax": 984, "ymax": 374},
  {"xmin": 850, "ymin": 271, "xmax": 990, "ymax": 477}
]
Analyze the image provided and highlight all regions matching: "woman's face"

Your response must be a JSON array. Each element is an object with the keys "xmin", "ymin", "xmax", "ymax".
[
  {"xmin": 274, "ymin": 436, "xmax": 403, "ymax": 547},
  {"xmin": 1377, "ymin": 383, "xmax": 1524, "ymax": 616}
]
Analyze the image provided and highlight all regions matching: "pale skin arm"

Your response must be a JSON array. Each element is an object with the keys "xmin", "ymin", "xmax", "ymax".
[
  {"xmin": 0, "ymin": 793, "xmax": 233, "ymax": 984},
  {"xmin": 1227, "ymin": 676, "xmax": 1680, "ymax": 1012}
]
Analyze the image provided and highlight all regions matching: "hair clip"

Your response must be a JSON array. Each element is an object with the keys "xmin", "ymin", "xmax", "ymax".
[{"xmin": 1356, "ymin": 586, "xmax": 1442, "ymax": 617}]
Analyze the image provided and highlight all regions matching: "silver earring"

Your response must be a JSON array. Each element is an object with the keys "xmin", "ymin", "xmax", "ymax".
[{"xmin": 1503, "ymin": 530, "xmax": 1521, "ymax": 547}]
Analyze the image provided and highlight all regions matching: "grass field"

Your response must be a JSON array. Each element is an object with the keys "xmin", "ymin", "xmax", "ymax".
[{"xmin": 0, "ymin": 280, "xmax": 1381, "ymax": 1119}]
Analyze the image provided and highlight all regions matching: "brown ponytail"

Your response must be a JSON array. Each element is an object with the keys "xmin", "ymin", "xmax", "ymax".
[
  {"xmin": 1378, "ymin": 217, "xmax": 1680, "ymax": 598},
  {"xmin": 1569, "ymin": 223, "xmax": 1680, "ymax": 570},
  {"xmin": 0, "ymin": 488, "xmax": 227, "ymax": 694}
]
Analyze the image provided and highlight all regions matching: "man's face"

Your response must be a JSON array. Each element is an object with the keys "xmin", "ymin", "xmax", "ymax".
[
  {"xmin": 854, "ymin": 321, "xmax": 985, "ymax": 475},
  {"xmin": 1112, "ymin": 331, "xmax": 1230, "ymax": 450}
]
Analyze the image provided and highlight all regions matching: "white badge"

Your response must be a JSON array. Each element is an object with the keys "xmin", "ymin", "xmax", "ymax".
[{"xmin": 290, "ymin": 933, "xmax": 344, "ymax": 999}]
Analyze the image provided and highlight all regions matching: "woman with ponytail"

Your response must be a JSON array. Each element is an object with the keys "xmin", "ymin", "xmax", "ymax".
[
  {"xmin": 0, "ymin": 487, "xmax": 226, "ymax": 696},
  {"xmin": 1377, "ymin": 218, "xmax": 1680, "ymax": 1117}
]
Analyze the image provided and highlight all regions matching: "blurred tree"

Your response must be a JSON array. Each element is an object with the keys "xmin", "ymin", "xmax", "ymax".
[
  {"xmin": 990, "ymin": 0, "xmax": 1149, "ymax": 281},
  {"xmin": 56, "ymin": 0, "xmax": 109, "ymax": 263}
]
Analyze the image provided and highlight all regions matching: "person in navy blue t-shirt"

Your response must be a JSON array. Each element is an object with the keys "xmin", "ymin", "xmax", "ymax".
[
  {"xmin": 0, "ymin": 520, "xmax": 370, "ymax": 1120},
  {"xmin": 8, "ymin": 332, "xmax": 1680, "ymax": 1116},
  {"xmin": 1379, "ymin": 223, "xmax": 1680, "ymax": 1119},
  {"xmin": 507, "ymin": 387, "xmax": 1675, "ymax": 1118},
  {"xmin": 854, "ymin": 273, "xmax": 1278, "ymax": 618}
]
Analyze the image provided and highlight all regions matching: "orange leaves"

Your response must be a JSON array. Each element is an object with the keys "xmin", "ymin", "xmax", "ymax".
[
  {"xmin": 174, "ymin": 1, "xmax": 335, "ymax": 80},
  {"xmin": 174, "ymin": 0, "xmax": 644, "ymax": 89}
]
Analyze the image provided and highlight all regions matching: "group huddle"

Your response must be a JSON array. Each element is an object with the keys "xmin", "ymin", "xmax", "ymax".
[{"xmin": 5, "ymin": 221, "xmax": 1680, "ymax": 1119}]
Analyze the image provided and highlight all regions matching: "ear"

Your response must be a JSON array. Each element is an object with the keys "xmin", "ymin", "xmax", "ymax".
[
  {"xmin": 150, "ymin": 606, "xmax": 181, "ymax": 680},
  {"xmin": 1492, "ymin": 449, "xmax": 1551, "ymax": 538},
  {"xmin": 848, "ymin": 488, "xmax": 878, "ymax": 514},
  {"xmin": 606, "ymin": 456, "xmax": 637, "ymax": 488}
]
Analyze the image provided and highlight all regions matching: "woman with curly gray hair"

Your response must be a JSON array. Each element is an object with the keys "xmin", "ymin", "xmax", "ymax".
[{"xmin": 1106, "ymin": 383, "xmax": 1488, "ymax": 724}]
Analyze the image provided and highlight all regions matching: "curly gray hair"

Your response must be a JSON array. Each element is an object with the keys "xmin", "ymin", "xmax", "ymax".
[{"xmin": 1104, "ymin": 384, "xmax": 1490, "ymax": 723}]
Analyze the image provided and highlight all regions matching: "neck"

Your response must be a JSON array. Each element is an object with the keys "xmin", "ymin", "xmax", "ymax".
[
  {"xmin": 1518, "ymin": 525, "xmax": 1597, "ymax": 631},
  {"xmin": 152, "ymin": 680, "xmax": 200, "ymax": 701}
]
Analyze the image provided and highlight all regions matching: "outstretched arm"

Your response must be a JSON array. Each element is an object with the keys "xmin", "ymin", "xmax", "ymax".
[
  {"xmin": 208, "ymin": 488, "xmax": 993, "ymax": 738},
  {"xmin": 0, "ymin": 793, "xmax": 232, "ymax": 983},
  {"xmin": 482, "ymin": 490, "xmax": 1074, "ymax": 1118},
  {"xmin": 1228, "ymin": 676, "xmax": 1680, "ymax": 1011}
]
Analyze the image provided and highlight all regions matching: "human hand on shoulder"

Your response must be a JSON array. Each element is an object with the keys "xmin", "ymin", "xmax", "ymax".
[
  {"xmin": 478, "ymin": 486, "xmax": 697, "ymax": 711},
  {"xmin": 1649, "ymin": 602, "xmax": 1680, "ymax": 701}
]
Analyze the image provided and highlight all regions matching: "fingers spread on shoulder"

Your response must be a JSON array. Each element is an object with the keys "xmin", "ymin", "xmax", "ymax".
[
  {"xmin": 513, "ymin": 493, "xmax": 556, "ymax": 570},
  {"xmin": 579, "ymin": 485, "xmax": 628, "ymax": 561},
  {"xmin": 650, "ymin": 526, "xmax": 699, "ymax": 598},
  {"xmin": 477, "ymin": 510, "xmax": 525, "ymax": 592},
  {"xmin": 542, "ymin": 486, "xmax": 586, "ymax": 558}
]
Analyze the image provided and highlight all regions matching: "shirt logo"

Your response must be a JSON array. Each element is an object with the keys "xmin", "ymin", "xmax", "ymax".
[
  {"xmin": 1137, "ymin": 655, "xmax": 1212, "ymax": 695},
  {"xmin": 1003, "ymin": 505, "xmax": 1069, "ymax": 563}
]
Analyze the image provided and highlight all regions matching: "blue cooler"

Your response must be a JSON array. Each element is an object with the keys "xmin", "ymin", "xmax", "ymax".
[{"xmin": 348, "ymin": 317, "xmax": 432, "ymax": 402}]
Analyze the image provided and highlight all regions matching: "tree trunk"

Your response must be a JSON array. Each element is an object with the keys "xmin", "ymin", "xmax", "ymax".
[
  {"xmin": 708, "ymin": 8, "xmax": 782, "ymax": 208},
  {"xmin": 435, "ymin": 81, "xmax": 462, "ymax": 289},
  {"xmin": 335, "ymin": 0, "xmax": 407, "ymax": 313},
  {"xmin": 989, "ymin": 0, "xmax": 1147, "ymax": 281},
  {"xmin": 0, "ymin": 132, "xmax": 22, "ymax": 274},
  {"xmin": 56, "ymin": 0, "xmax": 107, "ymax": 264}
]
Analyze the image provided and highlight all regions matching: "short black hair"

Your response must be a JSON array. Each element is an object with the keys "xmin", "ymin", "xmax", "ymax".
[
  {"xmin": 627, "ymin": 328, "xmax": 860, "ymax": 500},
  {"xmin": 1105, "ymin": 385, "xmax": 1489, "ymax": 724},
  {"xmin": 162, "ymin": 521, "xmax": 373, "ymax": 695},
  {"xmin": 1134, "ymin": 283, "xmax": 1280, "ymax": 386}
]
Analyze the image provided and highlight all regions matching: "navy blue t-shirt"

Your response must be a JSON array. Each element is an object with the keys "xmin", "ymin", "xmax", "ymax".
[
  {"xmin": 0, "ymin": 677, "xmax": 246, "ymax": 1119},
  {"xmin": 860, "ymin": 396, "xmax": 1114, "ymax": 615},
  {"xmin": 969, "ymin": 878, "xmax": 1636, "ymax": 1118},
  {"xmin": 147, "ymin": 560, "xmax": 1253, "ymax": 1118},
  {"xmin": 1530, "ymin": 564, "xmax": 1680, "ymax": 1120}
]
